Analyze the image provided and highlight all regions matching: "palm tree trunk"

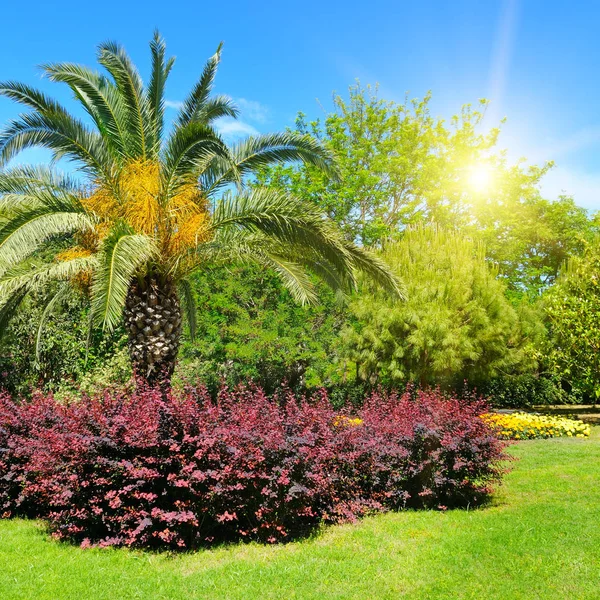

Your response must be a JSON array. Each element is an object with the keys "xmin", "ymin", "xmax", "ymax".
[{"xmin": 124, "ymin": 276, "xmax": 182, "ymax": 388}]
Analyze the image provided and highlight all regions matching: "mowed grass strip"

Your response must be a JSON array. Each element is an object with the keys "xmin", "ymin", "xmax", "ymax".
[{"xmin": 1, "ymin": 429, "xmax": 599, "ymax": 600}]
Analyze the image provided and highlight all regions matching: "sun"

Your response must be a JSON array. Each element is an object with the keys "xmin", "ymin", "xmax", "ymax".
[{"xmin": 467, "ymin": 164, "xmax": 494, "ymax": 194}]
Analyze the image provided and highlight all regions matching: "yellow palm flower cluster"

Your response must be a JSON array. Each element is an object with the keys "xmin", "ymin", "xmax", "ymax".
[
  {"xmin": 482, "ymin": 412, "xmax": 591, "ymax": 440},
  {"xmin": 54, "ymin": 247, "xmax": 94, "ymax": 289},
  {"xmin": 79, "ymin": 159, "xmax": 211, "ymax": 257},
  {"xmin": 332, "ymin": 415, "xmax": 364, "ymax": 428}
]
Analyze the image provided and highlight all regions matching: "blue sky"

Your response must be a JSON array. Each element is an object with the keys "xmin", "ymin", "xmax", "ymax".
[{"xmin": 1, "ymin": 0, "xmax": 599, "ymax": 209}]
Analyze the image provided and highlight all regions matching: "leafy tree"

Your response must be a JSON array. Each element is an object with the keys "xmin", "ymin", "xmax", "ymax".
[
  {"xmin": 0, "ymin": 285, "xmax": 126, "ymax": 396},
  {"xmin": 0, "ymin": 34, "xmax": 399, "ymax": 388},
  {"xmin": 176, "ymin": 263, "xmax": 345, "ymax": 393},
  {"xmin": 342, "ymin": 226, "xmax": 542, "ymax": 388},
  {"xmin": 257, "ymin": 84, "xmax": 593, "ymax": 295},
  {"xmin": 473, "ymin": 193, "xmax": 594, "ymax": 295},
  {"xmin": 543, "ymin": 243, "xmax": 600, "ymax": 402}
]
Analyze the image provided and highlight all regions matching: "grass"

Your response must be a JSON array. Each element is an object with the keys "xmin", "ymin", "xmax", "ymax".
[{"xmin": 1, "ymin": 430, "xmax": 599, "ymax": 599}]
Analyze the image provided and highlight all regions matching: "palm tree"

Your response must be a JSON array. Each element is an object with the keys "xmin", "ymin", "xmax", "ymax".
[{"xmin": 0, "ymin": 33, "xmax": 400, "ymax": 388}]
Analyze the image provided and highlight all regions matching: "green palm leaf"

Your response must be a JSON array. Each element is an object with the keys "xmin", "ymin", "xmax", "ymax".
[
  {"xmin": 0, "ymin": 255, "xmax": 96, "ymax": 299},
  {"xmin": 42, "ymin": 62, "xmax": 130, "ymax": 157},
  {"xmin": 98, "ymin": 41, "xmax": 152, "ymax": 159},
  {"xmin": 0, "ymin": 210, "xmax": 92, "ymax": 275},
  {"xmin": 91, "ymin": 223, "xmax": 157, "ymax": 331},
  {"xmin": 179, "ymin": 278, "xmax": 197, "ymax": 341},
  {"xmin": 0, "ymin": 111, "xmax": 112, "ymax": 178},
  {"xmin": 147, "ymin": 31, "xmax": 175, "ymax": 157},
  {"xmin": 176, "ymin": 43, "xmax": 238, "ymax": 127},
  {"xmin": 162, "ymin": 121, "xmax": 231, "ymax": 194}
]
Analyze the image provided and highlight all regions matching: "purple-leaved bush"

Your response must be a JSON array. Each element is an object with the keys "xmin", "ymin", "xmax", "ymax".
[{"xmin": 0, "ymin": 385, "xmax": 508, "ymax": 549}]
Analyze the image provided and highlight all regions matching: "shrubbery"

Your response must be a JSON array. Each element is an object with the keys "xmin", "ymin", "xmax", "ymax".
[
  {"xmin": 0, "ymin": 385, "xmax": 507, "ymax": 550},
  {"xmin": 343, "ymin": 227, "xmax": 542, "ymax": 388},
  {"xmin": 471, "ymin": 374, "xmax": 571, "ymax": 408}
]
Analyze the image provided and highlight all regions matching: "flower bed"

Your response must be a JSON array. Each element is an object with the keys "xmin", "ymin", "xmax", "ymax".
[
  {"xmin": 481, "ymin": 412, "xmax": 591, "ymax": 440},
  {"xmin": 0, "ymin": 386, "xmax": 508, "ymax": 550}
]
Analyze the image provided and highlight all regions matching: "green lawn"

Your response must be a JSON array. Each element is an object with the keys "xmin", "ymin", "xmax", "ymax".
[{"xmin": 1, "ymin": 431, "xmax": 599, "ymax": 600}]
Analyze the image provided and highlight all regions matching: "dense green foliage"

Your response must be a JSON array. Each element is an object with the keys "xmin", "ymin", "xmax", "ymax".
[
  {"xmin": 473, "ymin": 374, "xmax": 568, "ymax": 408},
  {"xmin": 0, "ymin": 74, "xmax": 597, "ymax": 405},
  {"xmin": 257, "ymin": 84, "xmax": 594, "ymax": 296},
  {"xmin": 0, "ymin": 35, "xmax": 398, "ymax": 387},
  {"xmin": 343, "ymin": 226, "xmax": 543, "ymax": 387},
  {"xmin": 0, "ymin": 287, "xmax": 125, "ymax": 396},
  {"xmin": 543, "ymin": 244, "xmax": 600, "ymax": 402},
  {"xmin": 177, "ymin": 264, "xmax": 345, "ymax": 393}
]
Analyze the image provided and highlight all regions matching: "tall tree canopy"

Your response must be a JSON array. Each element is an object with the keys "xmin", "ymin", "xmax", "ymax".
[
  {"xmin": 0, "ymin": 34, "xmax": 399, "ymax": 387},
  {"xmin": 342, "ymin": 226, "xmax": 542, "ymax": 388},
  {"xmin": 543, "ymin": 242, "xmax": 600, "ymax": 401},
  {"xmin": 257, "ymin": 83, "xmax": 594, "ymax": 295}
]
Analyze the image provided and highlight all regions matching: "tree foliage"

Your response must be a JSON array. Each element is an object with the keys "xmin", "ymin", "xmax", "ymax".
[
  {"xmin": 343, "ymin": 226, "xmax": 543, "ymax": 387},
  {"xmin": 0, "ymin": 35, "xmax": 399, "ymax": 386},
  {"xmin": 257, "ymin": 83, "xmax": 594, "ymax": 295},
  {"xmin": 543, "ymin": 242, "xmax": 600, "ymax": 401},
  {"xmin": 0, "ymin": 285, "xmax": 125, "ymax": 396},
  {"xmin": 176, "ymin": 264, "xmax": 345, "ymax": 393}
]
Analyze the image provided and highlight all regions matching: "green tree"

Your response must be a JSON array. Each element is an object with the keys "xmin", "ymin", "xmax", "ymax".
[
  {"xmin": 0, "ymin": 34, "xmax": 399, "ymax": 388},
  {"xmin": 342, "ymin": 226, "xmax": 542, "ymax": 388},
  {"xmin": 543, "ymin": 243, "xmax": 600, "ymax": 402},
  {"xmin": 0, "ymin": 286, "xmax": 126, "ymax": 396},
  {"xmin": 176, "ymin": 263, "xmax": 345, "ymax": 393},
  {"xmin": 257, "ymin": 83, "xmax": 593, "ymax": 295},
  {"xmin": 472, "ymin": 193, "xmax": 594, "ymax": 295}
]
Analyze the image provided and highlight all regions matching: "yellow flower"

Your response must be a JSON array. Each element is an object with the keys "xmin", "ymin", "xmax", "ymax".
[{"xmin": 481, "ymin": 411, "xmax": 590, "ymax": 440}]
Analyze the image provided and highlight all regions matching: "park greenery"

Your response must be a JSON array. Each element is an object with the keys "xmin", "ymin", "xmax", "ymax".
[
  {"xmin": 0, "ymin": 35, "xmax": 398, "ymax": 390},
  {"xmin": 0, "ymin": 33, "xmax": 598, "ymax": 596},
  {"xmin": 0, "ymin": 61, "xmax": 597, "ymax": 403}
]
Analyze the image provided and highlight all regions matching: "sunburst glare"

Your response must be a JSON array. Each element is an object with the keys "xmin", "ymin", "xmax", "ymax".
[{"xmin": 467, "ymin": 164, "xmax": 494, "ymax": 194}]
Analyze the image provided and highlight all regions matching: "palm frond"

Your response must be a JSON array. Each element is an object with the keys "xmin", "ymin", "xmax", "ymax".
[
  {"xmin": 176, "ymin": 43, "xmax": 236, "ymax": 127},
  {"xmin": 178, "ymin": 277, "xmax": 197, "ymax": 341},
  {"xmin": 255, "ymin": 253, "xmax": 318, "ymax": 305},
  {"xmin": 42, "ymin": 62, "xmax": 129, "ymax": 157},
  {"xmin": 184, "ymin": 228, "xmax": 319, "ymax": 303},
  {"xmin": 0, "ymin": 255, "xmax": 96, "ymax": 299},
  {"xmin": 0, "ymin": 168, "xmax": 83, "ymax": 218},
  {"xmin": 147, "ymin": 31, "xmax": 175, "ymax": 157},
  {"xmin": 210, "ymin": 187, "xmax": 352, "ymax": 274},
  {"xmin": 98, "ymin": 40, "xmax": 152, "ymax": 159},
  {"xmin": 0, "ymin": 81, "xmax": 66, "ymax": 113},
  {"xmin": 344, "ymin": 243, "xmax": 405, "ymax": 299},
  {"xmin": 202, "ymin": 132, "xmax": 338, "ymax": 195},
  {"xmin": 162, "ymin": 121, "xmax": 231, "ymax": 194},
  {"xmin": 0, "ymin": 111, "xmax": 113, "ymax": 177},
  {"xmin": 0, "ymin": 165, "xmax": 80, "ymax": 195},
  {"xmin": 90, "ymin": 223, "xmax": 157, "ymax": 331},
  {"xmin": 0, "ymin": 209, "xmax": 92, "ymax": 275},
  {"xmin": 203, "ymin": 194, "xmax": 402, "ymax": 301},
  {"xmin": 194, "ymin": 95, "xmax": 238, "ymax": 124},
  {"xmin": 0, "ymin": 167, "xmax": 83, "ymax": 219}
]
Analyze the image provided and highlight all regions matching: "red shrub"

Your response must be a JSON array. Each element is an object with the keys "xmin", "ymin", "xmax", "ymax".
[{"xmin": 0, "ymin": 385, "xmax": 508, "ymax": 549}]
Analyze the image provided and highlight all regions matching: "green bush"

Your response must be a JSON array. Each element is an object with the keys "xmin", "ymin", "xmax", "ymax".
[
  {"xmin": 342, "ymin": 226, "xmax": 542, "ymax": 389},
  {"xmin": 0, "ymin": 288, "xmax": 125, "ymax": 397},
  {"xmin": 543, "ymin": 243, "xmax": 600, "ymax": 402},
  {"xmin": 472, "ymin": 374, "xmax": 574, "ymax": 408},
  {"xmin": 177, "ymin": 264, "xmax": 346, "ymax": 394}
]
